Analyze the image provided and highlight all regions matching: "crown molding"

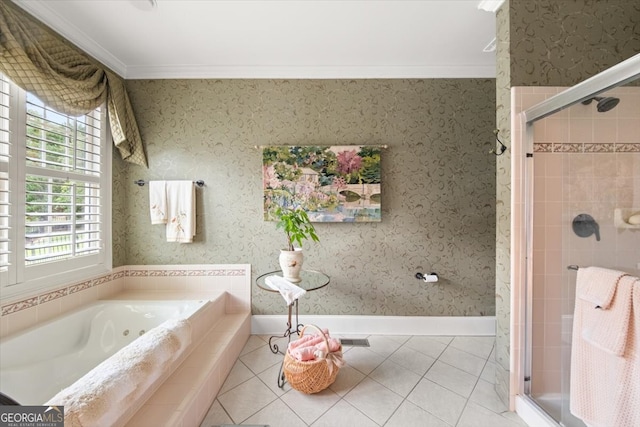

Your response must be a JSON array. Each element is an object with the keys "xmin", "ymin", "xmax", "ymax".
[
  {"xmin": 125, "ymin": 65, "xmax": 497, "ymax": 80},
  {"xmin": 13, "ymin": 0, "xmax": 496, "ymax": 80},
  {"xmin": 13, "ymin": 0, "xmax": 128, "ymax": 77}
]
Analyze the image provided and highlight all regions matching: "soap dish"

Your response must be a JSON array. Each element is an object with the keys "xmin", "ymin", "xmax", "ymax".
[{"xmin": 614, "ymin": 208, "xmax": 640, "ymax": 229}]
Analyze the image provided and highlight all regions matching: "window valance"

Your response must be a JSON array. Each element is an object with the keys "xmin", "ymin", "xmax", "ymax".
[{"xmin": 0, "ymin": 0, "xmax": 147, "ymax": 167}]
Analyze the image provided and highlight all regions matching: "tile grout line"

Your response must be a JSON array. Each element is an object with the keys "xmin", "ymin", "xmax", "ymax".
[{"xmin": 212, "ymin": 335, "xmax": 501, "ymax": 427}]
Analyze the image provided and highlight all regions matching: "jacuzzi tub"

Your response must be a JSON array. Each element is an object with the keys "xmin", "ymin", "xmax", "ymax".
[{"xmin": 0, "ymin": 299, "xmax": 208, "ymax": 405}]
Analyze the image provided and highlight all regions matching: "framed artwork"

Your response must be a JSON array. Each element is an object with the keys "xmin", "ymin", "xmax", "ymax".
[{"xmin": 263, "ymin": 145, "xmax": 382, "ymax": 222}]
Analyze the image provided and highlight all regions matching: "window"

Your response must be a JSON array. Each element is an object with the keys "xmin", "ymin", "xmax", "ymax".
[{"xmin": 0, "ymin": 73, "xmax": 111, "ymax": 297}]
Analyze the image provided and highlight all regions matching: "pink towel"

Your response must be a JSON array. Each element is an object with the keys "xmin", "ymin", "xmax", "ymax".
[
  {"xmin": 288, "ymin": 335, "xmax": 317, "ymax": 350},
  {"xmin": 316, "ymin": 337, "xmax": 341, "ymax": 353},
  {"xmin": 290, "ymin": 346, "xmax": 317, "ymax": 361},
  {"xmin": 570, "ymin": 272, "xmax": 640, "ymax": 427},
  {"xmin": 582, "ymin": 275, "xmax": 636, "ymax": 356},
  {"xmin": 577, "ymin": 266, "xmax": 628, "ymax": 309}
]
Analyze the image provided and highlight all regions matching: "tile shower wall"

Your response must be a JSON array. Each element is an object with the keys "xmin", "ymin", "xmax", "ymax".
[
  {"xmin": 514, "ymin": 86, "xmax": 640, "ymax": 397},
  {"xmin": 123, "ymin": 79, "xmax": 497, "ymax": 317}
]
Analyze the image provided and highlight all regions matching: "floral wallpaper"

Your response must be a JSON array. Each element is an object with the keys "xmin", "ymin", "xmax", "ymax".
[{"xmin": 122, "ymin": 79, "xmax": 497, "ymax": 316}]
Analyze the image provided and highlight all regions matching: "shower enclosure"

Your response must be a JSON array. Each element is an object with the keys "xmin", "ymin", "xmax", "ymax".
[{"xmin": 512, "ymin": 54, "xmax": 640, "ymax": 427}]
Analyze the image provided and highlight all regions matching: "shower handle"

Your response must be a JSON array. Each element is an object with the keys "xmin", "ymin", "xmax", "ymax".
[{"xmin": 572, "ymin": 213, "xmax": 600, "ymax": 241}]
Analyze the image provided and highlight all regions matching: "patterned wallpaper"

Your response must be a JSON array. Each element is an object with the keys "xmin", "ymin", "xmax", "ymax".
[
  {"xmin": 112, "ymin": 149, "xmax": 128, "ymax": 268},
  {"xmin": 494, "ymin": 0, "xmax": 512, "ymax": 407},
  {"xmin": 122, "ymin": 79, "xmax": 497, "ymax": 316},
  {"xmin": 509, "ymin": 0, "xmax": 640, "ymax": 86}
]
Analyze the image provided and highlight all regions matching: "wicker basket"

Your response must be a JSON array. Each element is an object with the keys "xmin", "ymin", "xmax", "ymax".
[{"xmin": 283, "ymin": 324, "xmax": 343, "ymax": 394}]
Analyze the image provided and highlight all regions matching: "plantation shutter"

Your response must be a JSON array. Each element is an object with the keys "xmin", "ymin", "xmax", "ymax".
[
  {"xmin": 24, "ymin": 93, "xmax": 103, "ymax": 266},
  {"xmin": 0, "ymin": 74, "xmax": 10, "ymax": 275}
]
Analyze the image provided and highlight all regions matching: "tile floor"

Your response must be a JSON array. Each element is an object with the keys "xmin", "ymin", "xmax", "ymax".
[{"xmin": 200, "ymin": 334, "xmax": 529, "ymax": 427}]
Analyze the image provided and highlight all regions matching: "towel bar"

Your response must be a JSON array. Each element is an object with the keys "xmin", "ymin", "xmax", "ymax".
[
  {"xmin": 134, "ymin": 179, "xmax": 205, "ymax": 187},
  {"xmin": 567, "ymin": 265, "xmax": 580, "ymax": 271}
]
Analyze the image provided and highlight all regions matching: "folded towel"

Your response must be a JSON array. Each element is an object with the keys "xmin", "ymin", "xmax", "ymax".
[
  {"xmin": 316, "ymin": 337, "xmax": 342, "ymax": 353},
  {"xmin": 288, "ymin": 334, "xmax": 317, "ymax": 350},
  {"xmin": 265, "ymin": 275, "xmax": 306, "ymax": 305},
  {"xmin": 582, "ymin": 275, "xmax": 637, "ymax": 356},
  {"xmin": 290, "ymin": 346, "xmax": 317, "ymax": 361},
  {"xmin": 571, "ymin": 274, "xmax": 640, "ymax": 427},
  {"xmin": 46, "ymin": 318, "xmax": 191, "ymax": 427},
  {"xmin": 577, "ymin": 266, "xmax": 628, "ymax": 309},
  {"xmin": 149, "ymin": 180, "xmax": 167, "ymax": 224},
  {"xmin": 166, "ymin": 181, "xmax": 196, "ymax": 243}
]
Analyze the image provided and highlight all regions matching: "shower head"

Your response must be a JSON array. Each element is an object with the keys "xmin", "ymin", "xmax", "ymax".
[{"xmin": 581, "ymin": 96, "xmax": 620, "ymax": 112}]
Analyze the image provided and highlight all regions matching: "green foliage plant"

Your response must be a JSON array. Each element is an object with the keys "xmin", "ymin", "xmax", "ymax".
[{"xmin": 275, "ymin": 206, "xmax": 320, "ymax": 251}]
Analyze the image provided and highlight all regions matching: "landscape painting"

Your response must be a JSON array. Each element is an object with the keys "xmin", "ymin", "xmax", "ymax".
[{"xmin": 263, "ymin": 145, "xmax": 382, "ymax": 222}]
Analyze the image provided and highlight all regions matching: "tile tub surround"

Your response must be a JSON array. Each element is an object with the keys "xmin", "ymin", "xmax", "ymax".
[
  {"xmin": 0, "ymin": 264, "xmax": 252, "ymax": 426},
  {"xmin": 0, "ymin": 264, "xmax": 251, "ymax": 338}
]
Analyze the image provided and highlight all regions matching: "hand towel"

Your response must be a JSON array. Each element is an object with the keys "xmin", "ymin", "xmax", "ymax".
[
  {"xmin": 582, "ymin": 275, "xmax": 637, "ymax": 356},
  {"xmin": 165, "ymin": 181, "xmax": 196, "ymax": 243},
  {"xmin": 265, "ymin": 275, "xmax": 306, "ymax": 305},
  {"xmin": 577, "ymin": 266, "xmax": 628, "ymax": 309},
  {"xmin": 571, "ymin": 272, "xmax": 640, "ymax": 427},
  {"xmin": 149, "ymin": 180, "xmax": 167, "ymax": 224},
  {"xmin": 290, "ymin": 346, "xmax": 317, "ymax": 361},
  {"xmin": 288, "ymin": 334, "xmax": 317, "ymax": 350},
  {"xmin": 316, "ymin": 337, "xmax": 342, "ymax": 353}
]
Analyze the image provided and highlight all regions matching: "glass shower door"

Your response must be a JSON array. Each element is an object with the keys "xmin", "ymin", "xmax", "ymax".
[{"xmin": 527, "ymin": 87, "xmax": 640, "ymax": 427}]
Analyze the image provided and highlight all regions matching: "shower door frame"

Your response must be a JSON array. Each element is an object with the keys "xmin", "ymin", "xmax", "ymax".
[{"xmin": 511, "ymin": 53, "xmax": 640, "ymax": 426}]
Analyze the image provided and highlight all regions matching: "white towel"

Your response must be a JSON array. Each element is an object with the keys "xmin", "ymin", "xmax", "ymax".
[
  {"xmin": 149, "ymin": 180, "xmax": 167, "ymax": 224},
  {"xmin": 46, "ymin": 318, "xmax": 191, "ymax": 427},
  {"xmin": 265, "ymin": 275, "xmax": 306, "ymax": 305},
  {"xmin": 166, "ymin": 181, "xmax": 196, "ymax": 243}
]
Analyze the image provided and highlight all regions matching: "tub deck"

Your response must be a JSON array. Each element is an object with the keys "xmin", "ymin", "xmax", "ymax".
[{"xmin": 107, "ymin": 290, "xmax": 250, "ymax": 427}]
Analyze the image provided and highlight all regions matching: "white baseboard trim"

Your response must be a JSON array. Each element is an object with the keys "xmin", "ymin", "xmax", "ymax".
[{"xmin": 251, "ymin": 315, "xmax": 496, "ymax": 336}]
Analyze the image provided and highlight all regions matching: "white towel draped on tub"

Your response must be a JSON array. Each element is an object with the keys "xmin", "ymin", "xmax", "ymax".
[
  {"xmin": 570, "ymin": 266, "xmax": 640, "ymax": 427},
  {"xmin": 45, "ymin": 318, "xmax": 192, "ymax": 427},
  {"xmin": 149, "ymin": 180, "xmax": 196, "ymax": 243}
]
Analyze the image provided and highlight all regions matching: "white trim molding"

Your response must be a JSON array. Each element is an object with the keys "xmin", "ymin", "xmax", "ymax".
[{"xmin": 252, "ymin": 315, "xmax": 496, "ymax": 336}]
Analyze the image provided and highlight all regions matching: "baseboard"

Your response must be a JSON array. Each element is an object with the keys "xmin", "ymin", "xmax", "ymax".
[{"xmin": 251, "ymin": 314, "xmax": 496, "ymax": 336}]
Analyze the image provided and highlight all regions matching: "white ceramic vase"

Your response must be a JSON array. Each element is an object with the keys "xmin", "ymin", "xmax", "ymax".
[{"xmin": 279, "ymin": 248, "xmax": 303, "ymax": 283}]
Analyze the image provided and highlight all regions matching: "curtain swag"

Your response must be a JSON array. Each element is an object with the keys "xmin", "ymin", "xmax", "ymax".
[{"xmin": 0, "ymin": 1, "xmax": 147, "ymax": 167}]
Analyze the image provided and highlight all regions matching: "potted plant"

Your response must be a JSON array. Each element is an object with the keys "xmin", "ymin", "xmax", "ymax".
[{"xmin": 274, "ymin": 206, "xmax": 319, "ymax": 283}]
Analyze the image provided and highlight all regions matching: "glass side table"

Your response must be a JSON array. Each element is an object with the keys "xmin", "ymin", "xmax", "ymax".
[{"xmin": 256, "ymin": 269, "xmax": 330, "ymax": 387}]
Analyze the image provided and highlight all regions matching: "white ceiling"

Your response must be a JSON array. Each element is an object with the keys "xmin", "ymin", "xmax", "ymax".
[{"xmin": 14, "ymin": 0, "xmax": 498, "ymax": 79}]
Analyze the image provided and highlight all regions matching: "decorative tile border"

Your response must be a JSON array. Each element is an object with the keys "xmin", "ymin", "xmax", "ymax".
[
  {"xmin": 534, "ymin": 142, "xmax": 640, "ymax": 153},
  {"xmin": 1, "ymin": 266, "xmax": 248, "ymax": 317},
  {"xmin": 1, "ymin": 297, "xmax": 38, "ymax": 316}
]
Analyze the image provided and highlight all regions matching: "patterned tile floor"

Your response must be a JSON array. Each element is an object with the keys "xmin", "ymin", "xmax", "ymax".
[{"xmin": 200, "ymin": 334, "xmax": 529, "ymax": 427}]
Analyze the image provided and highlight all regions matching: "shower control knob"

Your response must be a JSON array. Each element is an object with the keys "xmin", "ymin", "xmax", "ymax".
[{"xmin": 572, "ymin": 213, "xmax": 600, "ymax": 241}]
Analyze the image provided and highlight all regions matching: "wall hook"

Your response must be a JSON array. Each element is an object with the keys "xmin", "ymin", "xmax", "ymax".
[{"xmin": 490, "ymin": 129, "xmax": 507, "ymax": 156}]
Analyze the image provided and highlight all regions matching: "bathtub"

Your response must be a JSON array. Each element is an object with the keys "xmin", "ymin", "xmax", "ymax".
[{"xmin": 0, "ymin": 299, "xmax": 208, "ymax": 405}]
